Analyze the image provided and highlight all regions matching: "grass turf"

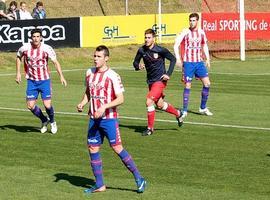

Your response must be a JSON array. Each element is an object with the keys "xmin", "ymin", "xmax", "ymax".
[{"xmin": 0, "ymin": 51, "xmax": 270, "ymax": 199}]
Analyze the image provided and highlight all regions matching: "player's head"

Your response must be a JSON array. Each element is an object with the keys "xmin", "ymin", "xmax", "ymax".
[
  {"xmin": 144, "ymin": 29, "xmax": 156, "ymax": 48},
  {"xmin": 189, "ymin": 13, "xmax": 199, "ymax": 30},
  {"xmin": 94, "ymin": 45, "xmax": 109, "ymax": 68},
  {"xmin": 20, "ymin": 1, "xmax": 27, "ymax": 11},
  {"xmin": 36, "ymin": 1, "xmax": 44, "ymax": 11},
  {"xmin": 31, "ymin": 28, "xmax": 43, "ymax": 47}
]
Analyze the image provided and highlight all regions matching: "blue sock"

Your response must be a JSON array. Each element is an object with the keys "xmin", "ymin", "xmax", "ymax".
[
  {"xmin": 45, "ymin": 106, "xmax": 54, "ymax": 123},
  {"xmin": 30, "ymin": 106, "xmax": 47, "ymax": 123},
  {"xmin": 118, "ymin": 149, "xmax": 141, "ymax": 180},
  {"xmin": 200, "ymin": 86, "xmax": 210, "ymax": 109},
  {"xmin": 183, "ymin": 88, "xmax": 190, "ymax": 112},
  {"xmin": 90, "ymin": 152, "xmax": 104, "ymax": 188}
]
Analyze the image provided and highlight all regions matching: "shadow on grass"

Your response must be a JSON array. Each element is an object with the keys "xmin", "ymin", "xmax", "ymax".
[
  {"xmin": 119, "ymin": 124, "xmax": 178, "ymax": 134},
  {"xmin": 0, "ymin": 124, "xmax": 40, "ymax": 133},
  {"xmin": 187, "ymin": 109, "xmax": 203, "ymax": 116},
  {"xmin": 54, "ymin": 173, "xmax": 137, "ymax": 193}
]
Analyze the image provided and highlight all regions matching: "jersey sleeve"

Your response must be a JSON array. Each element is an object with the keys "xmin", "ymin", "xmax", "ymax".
[
  {"xmin": 111, "ymin": 72, "xmax": 124, "ymax": 95},
  {"xmin": 16, "ymin": 45, "xmax": 26, "ymax": 58},
  {"xmin": 201, "ymin": 30, "xmax": 208, "ymax": 44},
  {"xmin": 45, "ymin": 45, "xmax": 57, "ymax": 61},
  {"xmin": 133, "ymin": 48, "xmax": 142, "ymax": 70},
  {"xmin": 161, "ymin": 47, "xmax": 176, "ymax": 76},
  {"xmin": 174, "ymin": 29, "xmax": 189, "ymax": 61}
]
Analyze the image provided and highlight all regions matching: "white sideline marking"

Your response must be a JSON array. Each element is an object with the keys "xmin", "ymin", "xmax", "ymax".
[
  {"xmin": 1, "ymin": 67, "xmax": 270, "ymax": 77},
  {"xmin": 1, "ymin": 106, "xmax": 270, "ymax": 131}
]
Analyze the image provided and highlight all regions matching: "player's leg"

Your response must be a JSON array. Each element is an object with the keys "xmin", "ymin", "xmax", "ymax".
[
  {"xmin": 196, "ymin": 62, "xmax": 213, "ymax": 116},
  {"xmin": 144, "ymin": 97, "xmax": 155, "ymax": 135},
  {"xmin": 143, "ymin": 82, "xmax": 161, "ymax": 135},
  {"xmin": 26, "ymin": 80, "xmax": 48, "ymax": 133},
  {"xmin": 85, "ymin": 119, "xmax": 106, "ymax": 193},
  {"xmin": 156, "ymin": 98, "xmax": 183, "ymax": 127},
  {"xmin": 182, "ymin": 62, "xmax": 195, "ymax": 118},
  {"xmin": 41, "ymin": 79, "xmax": 58, "ymax": 133},
  {"xmin": 103, "ymin": 119, "xmax": 146, "ymax": 193}
]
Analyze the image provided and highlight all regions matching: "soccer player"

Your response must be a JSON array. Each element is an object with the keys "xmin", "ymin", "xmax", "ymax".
[
  {"xmin": 133, "ymin": 28, "xmax": 183, "ymax": 136},
  {"xmin": 77, "ymin": 45, "xmax": 146, "ymax": 194},
  {"xmin": 174, "ymin": 13, "xmax": 213, "ymax": 118},
  {"xmin": 15, "ymin": 28, "xmax": 67, "ymax": 134}
]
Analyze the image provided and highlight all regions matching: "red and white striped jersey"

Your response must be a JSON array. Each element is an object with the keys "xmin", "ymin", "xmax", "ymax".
[
  {"xmin": 174, "ymin": 28, "xmax": 207, "ymax": 62},
  {"xmin": 17, "ymin": 43, "xmax": 57, "ymax": 81},
  {"xmin": 85, "ymin": 67, "xmax": 124, "ymax": 119}
]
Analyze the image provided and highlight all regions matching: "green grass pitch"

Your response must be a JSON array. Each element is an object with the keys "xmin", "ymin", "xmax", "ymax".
[{"xmin": 0, "ymin": 51, "xmax": 270, "ymax": 200}]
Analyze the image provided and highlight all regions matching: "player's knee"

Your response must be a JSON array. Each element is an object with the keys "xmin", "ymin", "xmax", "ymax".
[
  {"xmin": 27, "ymin": 104, "xmax": 35, "ymax": 110},
  {"xmin": 146, "ymin": 98, "xmax": 154, "ymax": 107},
  {"xmin": 157, "ymin": 102, "xmax": 167, "ymax": 110},
  {"xmin": 88, "ymin": 145, "xmax": 99, "ymax": 153},
  {"xmin": 112, "ymin": 144, "xmax": 124, "ymax": 154},
  {"xmin": 185, "ymin": 83, "xmax": 192, "ymax": 89},
  {"xmin": 204, "ymin": 81, "xmax": 211, "ymax": 87}
]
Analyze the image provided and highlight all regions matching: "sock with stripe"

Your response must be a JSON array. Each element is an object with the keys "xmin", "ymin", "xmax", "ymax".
[
  {"xmin": 45, "ymin": 106, "xmax": 54, "ymax": 123},
  {"xmin": 183, "ymin": 88, "xmax": 190, "ymax": 112},
  {"xmin": 30, "ymin": 105, "xmax": 48, "ymax": 123},
  {"xmin": 118, "ymin": 149, "xmax": 141, "ymax": 180},
  {"xmin": 162, "ymin": 102, "xmax": 180, "ymax": 117},
  {"xmin": 90, "ymin": 152, "xmax": 104, "ymax": 188},
  {"xmin": 200, "ymin": 86, "xmax": 210, "ymax": 109},
  {"xmin": 147, "ymin": 105, "xmax": 155, "ymax": 130}
]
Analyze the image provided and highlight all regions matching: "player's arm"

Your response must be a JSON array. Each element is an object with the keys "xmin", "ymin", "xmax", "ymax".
[
  {"xmin": 133, "ymin": 49, "xmax": 144, "ymax": 70},
  {"xmin": 173, "ymin": 32, "xmax": 185, "ymax": 68},
  {"xmin": 77, "ymin": 88, "xmax": 90, "ymax": 112},
  {"xmin": 51, "ymin": 59, "xmax": 67, "ymax": 87},
  {"xmin": 160, "ymin": 48, "xmax": 176, "ymax": 81},
  {"xmin": 15, "ymin": 56, "xmax": 22, "ymax": 84},
  {"xmin": 203, "ymin": 43, "xmax": 211, "ymax": 69},
  {"xmin": 94, "ymin": 92, "xmax": 124, "ymax": 119}
]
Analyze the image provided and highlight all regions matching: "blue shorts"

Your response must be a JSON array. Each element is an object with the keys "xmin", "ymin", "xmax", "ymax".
[
  {"xmin": 87, "ymin": 118, "xmax": 122, "ymax": 147},
  {"xmin": 183, "ymin": 62, "xmax": 208, "ymax": 82},
  {"xmin": 26, "ymin": 79, "xmax": 52, "ymax": 100}
]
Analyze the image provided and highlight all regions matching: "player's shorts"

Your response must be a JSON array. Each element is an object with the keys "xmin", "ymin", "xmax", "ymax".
[
  {"xmin": 183, "ymin": 62, "xmax": 208, "ymax": 83},
  {"xmin": 26, "ymin": 79, "xmax": 52, "ymax": 100},
  {"xmin": 147, "ymin": 81, "xmax": 167, "ymax": 102},
  {"xmin": 87, "ymin": 118, "xmax": 122, "ymax": 147}
]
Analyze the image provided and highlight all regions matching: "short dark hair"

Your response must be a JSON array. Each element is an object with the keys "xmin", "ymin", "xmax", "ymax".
[
  {"xmin": 189, "ymin": 13, "xmax": 200, "ymax": 20},
  {"xmin": 144, "ymin": 29, "xmax": 156, "ymax": 37},
  {"xmin": 31, "ymin": 28, "xmax": 42, "ymax": 36},
  {"xmin": 96, "ymin": 45, "xmax": 109, "ymax": 57},
  {"xmin": 9, "ymin": 1, "xmax": 17, "ymax": 7},
  {"xmin": 36, "ymin": 1, "xmax": 43, "ymax": 7}
]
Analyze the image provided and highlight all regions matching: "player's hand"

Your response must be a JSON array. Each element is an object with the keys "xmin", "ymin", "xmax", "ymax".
[
  {"xmin": 205, "ymin": 59, "xmax": 211, "ymax": 69},
  {"xmin": 181, "ymin": 73, "xmax": 185, "ymax": 83},
  {"xmin": 139, "ymin": 63, "xmax": 145, "ymax": 70},
  {"xmin": 176, "ymin": 59, "xmax": 183, "ymax": 68},
  {"xmin": 161, "ymin": 74, "xmax": 170, "ymax": 81},
  {"xmin": 94, "ymin": 106, "xmax": 106, "ymax": 119},
  {"xmin": 15, "ymin": 74, "xmax": 21, "ymax": 84},
  {"xmin": 77, "ymin": 104, "xmax": 84, "ymax": 112},
  {"xmin": 61, "ymin": 76, "xmax": 67, "ymax": 87}
]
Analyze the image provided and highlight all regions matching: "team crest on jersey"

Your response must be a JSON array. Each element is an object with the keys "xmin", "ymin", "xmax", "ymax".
[{"xmin": 153, "ymin": 53, "xmax": 159, "ymax": 59}]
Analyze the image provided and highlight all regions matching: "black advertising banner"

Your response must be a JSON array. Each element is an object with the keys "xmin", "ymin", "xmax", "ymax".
[{"xmin": 0, "ymin": 17, "xmax": 80, "ymax": 51}]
